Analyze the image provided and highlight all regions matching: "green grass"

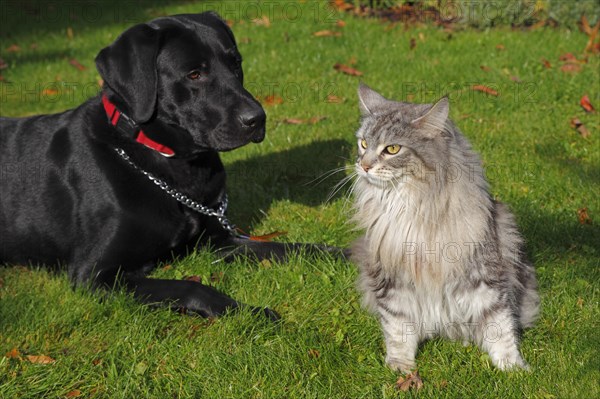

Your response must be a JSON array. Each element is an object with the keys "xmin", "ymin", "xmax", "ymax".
[{"xmin": 1, "ymin": 1, "xmax": 599, "ymax": 398}]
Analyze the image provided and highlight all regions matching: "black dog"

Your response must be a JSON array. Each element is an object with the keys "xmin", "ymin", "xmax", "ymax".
[{"xmin": 0, "ymin": 12, "xmax": 338, "ymax": 320}]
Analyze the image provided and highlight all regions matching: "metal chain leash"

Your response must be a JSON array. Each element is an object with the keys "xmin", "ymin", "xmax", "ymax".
[{"xmin": 115, "ymin": 148, "xmax": 238, "ymax": 235}]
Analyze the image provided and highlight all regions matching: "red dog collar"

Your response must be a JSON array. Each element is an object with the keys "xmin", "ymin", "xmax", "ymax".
[{"xmin": 101, "ymin": 94, "xmax": 175, "ymax": 157}]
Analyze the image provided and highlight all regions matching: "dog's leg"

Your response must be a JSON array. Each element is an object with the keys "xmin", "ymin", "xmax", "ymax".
[
  {"xmin": 214, "ymin": 235, "xmax": 349, "ymax": 263},
  {"xmin": 70, "ymin": 262, "xmax": 279, "ymax": 321},
  {"xmin": 124, "ymin": 275, "xmax": 279, "ymax": 321}
]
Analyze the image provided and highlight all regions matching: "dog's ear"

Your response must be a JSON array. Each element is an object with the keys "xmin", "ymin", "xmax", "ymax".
[
  {"xmin": 174, "ymin": 12, "xmax": 238, "ymax": 47},
  {"xmin": 95, "ymin": 24, "xmax": 160, "ymax": 123}
]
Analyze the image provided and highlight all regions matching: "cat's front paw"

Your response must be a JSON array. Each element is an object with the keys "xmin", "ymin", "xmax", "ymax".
[
  {"xmin": 494, "ymin": 355, "xmax": 530, "ymax": 371},
  {"xmin": 385, "ymin": 355, "xmax": 416, "ymax": 373}
]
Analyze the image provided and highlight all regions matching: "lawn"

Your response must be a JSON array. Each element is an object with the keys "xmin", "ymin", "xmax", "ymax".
[{"xmin": 1, "ymin": 1, "xmax": 599, "ymax": 398}]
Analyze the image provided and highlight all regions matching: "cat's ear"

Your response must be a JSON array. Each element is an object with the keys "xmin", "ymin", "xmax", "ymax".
[
  {"xmin": 358, "ymin": 83, "xmax": 388, "ymax": 116},
  {"xmin": 411, "ymin": 96, "xmax": 449, "ymax": 136}
]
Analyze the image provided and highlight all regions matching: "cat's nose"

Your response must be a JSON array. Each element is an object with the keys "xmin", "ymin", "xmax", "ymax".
[{"xmin": 361, "ymin": 163, "xmax": 371, "ymax": 172}]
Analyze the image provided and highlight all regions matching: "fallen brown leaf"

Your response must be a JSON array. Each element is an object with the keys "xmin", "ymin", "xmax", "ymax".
[
  {"xmin": 559, "ymin": 52, "xmax": 577, "ymax": 62},
  {"xmin": 396, "ymin": 370, "xmax": 424, "ymax": 392},
  {"xmin": 313, "ymin": 30, "xmax": 341, "ymax": 37},
  {"xmin": 541, "ymin": 58, "xmax": 552, "ymax": 69},
  {"xmin": 249, "ymin": 231, "xmax": 288, "ymax": 242},
  {"xmin": 259, "ymin": 95, "xmax": 283, "ymax": 106},
  {"xmin": 580, "ymin": 95, "xmax": 595, "ymax": 113},
  {"xmin": 210, "ymin": 271, "xmax": 224, "ymax": 283},
  {"xmin": 239, "ymin": 37, "xmax": 251, "ymax": 44},
  {"xmin": 308, "ymin": 349, "xmax": 320, "ymax": 359},
  {"xmin": 5, "ymin": 348, "xmax": 21, "ymax": 359},
  {"xmin": 480, "ymin": 65, "xmax": 491, "ymax": 72},
  {"xmin": 252, "ymin": 15, "xmax": 270, "ymax": 27},
  {"xmin": 42, "ymin": 88, "xmax": 59, "ymax": 96},
  {"xmin": 529, "ymin": 20, "xmax": 546, "ymax": 30},
  {"xmin": 225, "ymin": 20, "xmax": 234, "ymax": 28},
  {"xmin": 418, "ymin": 32, "xmax": 425, "ymax": 42},
  {"xmin": 26, "ymin": 355, "xmax": 55, "ymax": 364},
  {"xmin": 69, "ymin": 58, "xmax": 86, "ymax": 71},
  {"xmin": 496, "ymin": 44, "xmax": 505, "ymax": 51},
  {"xmin": 510, "ymin": 75, "xmax": 522, "ymax": 82},
  {"xmin": 92, "ymin": 358, "xmax": 102, "ymax": 366},
  {"xmin": 409, "ymin": 37, "xmax": 417, "ymax": 50},
  {"xmin": 577, "ymin": 208, "xmax": 592, "ymax": 224},
  {"xmin": 184, "ymin": 275, "xmax": 202, "ymax": 283},
  {"xmin": 0, "ymin": 58, "xmax": 6, "ymax": 70},
  {"xmin": 282, "ymin": 116, "xmax": 327, "ymax": 125},
  {"xmin": 162, "ymin": 264, "xmax": 171, "ymax": 271},
  {"xmin": 6, "ymin": 44, "xmax": 20, "ymax": 53},
  {"xmin": 326, "ymin": 94, "xmax": 343, "ymax": 103},
  {"xmin": 569, "ymin": 117, "xmax": 590, "ymax": 138},
  {"xmin": 333, "ymin": 63, "xmax": 363, "ymax": 76},
  {"xmin": 336, "ymin": 20, "xmax": 346, "ymax": 28},
  {"xmin": 581, "ymin": 15, "xmax": 600, "ymax": 53},
  {"xmin": 472, "ymin": 85, "xmax": 499, "ymax": 96},
  {"xmin": 560, "ymin": 63, "xmax": 581, "ymax": 74},
  {"xmin": 66, "ymin": 389, "xmax": 81, "ymax": 398}
]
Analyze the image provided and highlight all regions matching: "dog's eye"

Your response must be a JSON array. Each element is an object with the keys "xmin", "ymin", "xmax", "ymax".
[{"xmin": 187, "ymin": 70, "xmax": 202, "ymax": 80}]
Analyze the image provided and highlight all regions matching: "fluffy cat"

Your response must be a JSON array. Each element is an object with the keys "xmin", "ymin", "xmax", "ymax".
[{"xmin": 350, "ymin": 83, "xmax": 539, "ymax": 372}]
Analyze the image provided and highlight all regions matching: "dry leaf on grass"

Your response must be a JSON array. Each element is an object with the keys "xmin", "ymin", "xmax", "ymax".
[
  {"xmin": 472, "ymin": 85, "xmax": 499, "ymax": 96},
  {"xmin": 580, "ymin": 95, "xmax": 595, "ymax": 113},
  {"xmin": 210, "ymin": 271, "xmax": 224, "ymax": 283},
  {"xmin": 308, "ymin": 349, "xmax": 320, "ymax": 359},
  {"xmin": 258, "ymin": 95, "xmax": 283, "ymax": 106},
  {"xmin": 577, "ymin": 208, "xmax": 592, "ymax": 225},
  {"xmin": 282, "ymin": 116, "xmax": 327, "ymax": 125},
  {"xmin": 252, "ymin": 15, "xmax": 270, "ymax": 27},
  {"xmin": 541, "ymin": 58, "xmax": 552, "ymax": 69},
  {"xmin": 560, "ymin": 63, "xmax": 581, "ymax": 74},
  {"xmin": 581, "ymin": 15, "xmax": 600, "ymax": 53},
  {"xmin": 336, "ymin": 20, "xmax": 346, "ymax": 27},
  {"xmin": 0, "ymin": 58, "xmax": 7, "ymax": 70},
  {"xmin": 313, "ymin": 30, "xmax": 341, "ymax": 37},
  {"xmin": 65, "ymin": 389, "xmax": 82, "ymax": 398},
  {"xmin": 480, "ymin": 65, "xmax": 491, "ymax": 72},
  {"xmin": 326, "ymin": 94, "xmax": 343, "ymax": 103},
  {"xmin": 6, "ymin": 44, "xmax": 20, "ymax": 53},
  {"xmin": 184, "ymin": 275, "xmax": 202, "ymax": 283},
  {"xmin": 396, "ymin": 370, "xmax": 424, "ymax": 391},
  {"xmin": 5, "ymin": 348, "xmax": 21, "ymax": 359},
  {"xmin": 69, "ymin": 58, "xmax": 86, "ymax": 71},
  {"xmin": 27, "ymin": 355, "xmax": 55, "ymax": 364},
  {"xmin": 333, "ymin": 63, "xmax": 363, "ymax": 76},
  {"xmin": 570, "ymin": 118, "xmax": 591, "ymax": 138}
]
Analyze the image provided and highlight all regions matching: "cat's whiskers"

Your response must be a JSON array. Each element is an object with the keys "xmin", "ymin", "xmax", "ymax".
[
  {"xmin": 327, "ymin": 171, "xmax": 358, "ymax": 203},
  {"xmin": 305, "ymin": 165, "xmax": 354, "ymax": 187}
]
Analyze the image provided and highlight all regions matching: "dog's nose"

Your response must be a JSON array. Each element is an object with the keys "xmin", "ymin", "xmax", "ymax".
[{"xmin": 239, "ymin": 108, "xmax": 266, "ymax": 129}]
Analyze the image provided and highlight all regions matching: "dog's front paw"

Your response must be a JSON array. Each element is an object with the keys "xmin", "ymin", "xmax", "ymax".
[{"xmin": 251, "ymin": 306, "xmax": 281, "ymax": 322}]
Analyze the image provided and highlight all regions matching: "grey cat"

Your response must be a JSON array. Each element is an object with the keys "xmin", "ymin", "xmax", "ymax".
[{"xmin": 350, "ymin": 83, "xmax": 539, "ymax": 372}]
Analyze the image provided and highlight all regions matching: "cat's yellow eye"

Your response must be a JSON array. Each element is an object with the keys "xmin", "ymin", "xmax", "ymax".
[
  {"xmin": 385, "ymin": 145, "xmax": 401, "ymax": 155},
  {"xmin": 360, "ymin": 139, "xmax": 368, "ymax": 149}
]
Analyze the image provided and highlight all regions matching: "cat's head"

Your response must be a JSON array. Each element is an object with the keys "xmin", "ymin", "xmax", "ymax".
[{"xmin": 355, "ymin": 83, "xmax": 452, "ymax": 188}]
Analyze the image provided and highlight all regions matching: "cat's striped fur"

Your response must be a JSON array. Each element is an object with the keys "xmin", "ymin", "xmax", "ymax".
[{"xmin": 350, "ymin": 84, "xmax": 539, "ymax": 372}]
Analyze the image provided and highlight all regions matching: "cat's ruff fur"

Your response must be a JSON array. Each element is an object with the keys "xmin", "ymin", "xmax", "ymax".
[{"xmin": 351, "ymin": 83, "xmax": 539, "ymax": 372}]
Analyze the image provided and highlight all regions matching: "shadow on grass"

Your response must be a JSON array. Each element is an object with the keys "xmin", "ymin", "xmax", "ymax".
[
  {"xmin": 226, "ymin": 139, "xmax": 354, "ymax": 229},
  {"xmin": 0, "ymin": 0, "xmax": 209, "ymax": 40}
]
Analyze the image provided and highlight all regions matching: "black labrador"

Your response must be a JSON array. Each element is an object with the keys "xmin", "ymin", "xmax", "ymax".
[{"xmin": 0, "ymin": 12, "xmax": 339, "ymax": 320}]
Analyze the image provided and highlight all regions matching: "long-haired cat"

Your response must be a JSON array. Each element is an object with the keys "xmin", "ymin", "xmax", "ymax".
[{"xmin": 350, "ymin": 83, "xmax": 539, "ymax": 372}]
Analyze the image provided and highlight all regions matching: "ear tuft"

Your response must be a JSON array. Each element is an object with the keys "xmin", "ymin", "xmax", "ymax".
[
  {"xmin": 358, "ymin": 83, "xmax": 389, "ymax": 116},
  {"xmin": 411, "ymin": 96, "xmax": 450, "ymax": 135}
]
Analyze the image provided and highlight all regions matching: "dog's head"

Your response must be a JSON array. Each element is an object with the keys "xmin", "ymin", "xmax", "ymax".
[{"xmin": 95, "ymin": 12, "xmax": 265, "ymax": 154}]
